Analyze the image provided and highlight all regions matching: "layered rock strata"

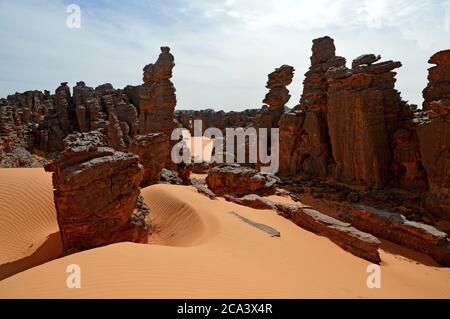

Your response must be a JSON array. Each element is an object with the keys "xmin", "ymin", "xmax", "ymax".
[
  {"xmin": 278, "ymin": 36, "xmax": 346, "ymax": 177},
  {"xmin": 44, "ymin": 131, "xmax": 150, "ymax": 254},
  {"xmin": 206, "ymin": 164, "xmax": 279, "ymax": 196},
  {"xmin": 417, "ymin": 50, "xmax": 450, "ymax": 219},
  {"xmin": 344, "ymin": 205, "xmax": 450, "ymax": 266}
]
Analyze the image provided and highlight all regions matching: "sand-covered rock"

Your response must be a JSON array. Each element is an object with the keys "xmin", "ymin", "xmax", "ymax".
[
  {"xmin": 206, "ymin": 164, "xmax": 279, "ymax": 196},
  {"xmin": 224, "ymin": 194, "xmax": 277, "ymax": 210},
  {"xmin": 44, "ymin": 131, "xmax": 150, "ymax": 254},
  {"xmin": 344, "ymin": 205, "xmax": 450, "ymax": 266},
  {"xmin": 128, "ymin": 133, "xmax": 169, "ymax": 187}
]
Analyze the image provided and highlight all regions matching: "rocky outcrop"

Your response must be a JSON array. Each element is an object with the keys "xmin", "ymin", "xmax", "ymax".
[
  {"xmin": 422, "ymin": 49, "xmax": 450, "ymax": 111},
  {"xmin": 278, "ymin": 36, "xmax": 345, "ymax": 177},
  {"xmin": 252, "ymin": 66, "xmax": 294, "ymax": 168},
  {"xmin": 224, "ymin": 194, "xmax": 277, "ymax": 210},
  {"xmin": 344, "ymin": 205, "xmax": 450, "ymax": 266},
  {"xmin": 417, "ymin": 50, "xmax": 450, "ymax": 219},
  {"xmin": 175, "ymin": 109, "xmax": 258, "ymax": 135},
  {"xmin": 0, "ymin": 47, "xmax": 177, "ymax": 173},
  {"xmin": 137, "ymin": 47, "xmax": 178, "ymax": 170},
  {"xmin": 277, "ymin": 204, "xmax": 381, "ymax": 264},
  {"xmin": 262, "ymin": 65, "xmax": 295, "ymax": 109},
  {"xmin": 128, "ymin": 133, "xmax": 169, "ymax": 187},
  {"xmin": 325, "ymin": 56, "xmax": 423, "ymax": 189},
  {"xmin": 223, "ymin": 192, "xmax": 381, "ymax": 263},
  {"xmin": 206, "ymin": 164, "xmax": 279, "ymax": 196},
  {"xmin": 138, "ymin": 47, "xmax": 177, "ymax": 136},
  {"xmin": 44, "ymin": 131, "xmax": 150, "ymax": 254}
]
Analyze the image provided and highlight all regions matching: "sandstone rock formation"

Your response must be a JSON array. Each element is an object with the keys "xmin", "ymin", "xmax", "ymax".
[
  {"xmin": 44, "ymin": 131, "xmax": 150, "ymax": 254},
  {"xmin": 176, "ymin": 109, "xmax": 258, "ymax": 135},
  {"xmin": 224, "ymin": 194, "xmax": 277, "ymax": 210},
  {"xmin": 0, "ymin": 47, "xmax": 177, "ymax": 185},
  {"xmin": 326, "ymin": 60, "xmax": 401, "ymax": 188},
  {"xmin": 422, "ymin": 49, "xmax": 450, "ymax": 111},
  {"xmin": 262, "ymin": 65, "xmax": 295, "ymax": 109},
  {"xmin": 325, "ymin": 52, "xmax": 427, "ymax": 190},
  {"xmin": 344, "ymin": 205, "xmax": 450, "ymax": 266},
  {"xmin": 277, "ymin": 204, "xmax": 381, "ymax": 264},
  {"xmin": 128, "ymin": 133, "xmax": 169, "ymax": 187},
  {"xmin": 223, "ymin": 192, "xmax": 381, "ymax": 263},
  {"xmin": 253, "ymin": 65, "xmax": 295, "ymax": 166},
  {"xmin": 138, "ymin": 47, "xmax": 177, "ymax": 136},
  {"xmin": 417, "ymin": 50, "xmax": 450, "ymax": 219},
  {"xmin": 206, "ymin": 164, "xmax": 279, "ymax": 196},
  {"xmin": 278, "ymin": 36, "xmax": 346, "ymax": 177}
]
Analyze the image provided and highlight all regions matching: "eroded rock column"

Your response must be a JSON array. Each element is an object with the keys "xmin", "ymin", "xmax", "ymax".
[{"xmin": 44, "ymin": 131, "xmax": 150, "ymax": 254}]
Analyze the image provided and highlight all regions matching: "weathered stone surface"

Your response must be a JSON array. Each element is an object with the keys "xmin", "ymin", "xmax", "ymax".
[
  {"xmin": 417, "ymin": 50, "xmax": 450, "ymax": 219},
  {"xmin": 128, "ymin": 133, "xmax": 169, "ymax": 187},
  {"xmin": 326, "ymin": 57, "xmax": 411, "ymax": 189},
  {"xmin": 278, "ymin": 36, "xmax": 345, "ymax": 177},
  {"xmin": 224, "ymin": 194, "xmax": 277, "ymax": 210},
  {"xmin": 262, "ymin": 65, "xmax": 294, "ymax": 109},
  {"xmin": 160, "ymin": 168, "xmax": 183, "ymax": 185},
  {"xmin": 206, "ymin": 164, "xmax": 279, "ymax": 196},
  {"xmin": 44, "ymin": 131, "xmax": 150, "ymax": 254},
  {"xmin": 191, "ymin": 161, "xmax": 210, "ymax": 174},
  {"xmin": 423, "ymin": 49, "xmax": 450, "ymax": 111},
  {"xmin": 0, "ymin": 79, "xmax": 142, "ymax": 162},
  {"xmin": 276, "ymin": 203, "xmax": 381, "ymax": 263},
  {"xmin": 194, "ymin": 184, "xmax": 217, "ymax": 200},
  {"xmin": 176, "ymin": 109, "xmax": 258, "ymax": 135},
  {"xmin": 344, "ymin": 205, "xmax": 450, "ymax": 266},
  {"xmin": 138, "ymin": 47, "xmax": 177, "ymax": 136},
  {"xmin": 229, "ymin": 211, "xmax": 281, "ymax": 237},
  {"xmin": 351, "ymin": 54, "xmax": 381, "ymax": 68}
]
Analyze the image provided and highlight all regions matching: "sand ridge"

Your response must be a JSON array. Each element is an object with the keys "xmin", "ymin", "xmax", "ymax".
[
  {"xmin": 0, "ymin": 170, "xmax": 449, "ymax": 298},
  {"xmin": 0, "ymin": 168, "xmax": 62, "ymax": 280}
]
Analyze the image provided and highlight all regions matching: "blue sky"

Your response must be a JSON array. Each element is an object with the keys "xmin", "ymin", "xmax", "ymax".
[{"xmin": 1, "ymin": 0, "xmax": 449, "ymax": 110}]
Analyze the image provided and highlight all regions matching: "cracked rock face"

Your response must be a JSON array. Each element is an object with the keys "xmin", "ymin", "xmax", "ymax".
[
  {"xmin": 206, "ymin": 164, "xmax": 279, "ymax": 197},
  {"xmin": 417, "ymin": 49, "xmax": 450, "ymax": 219},
  {"xmin": 44, "ymin": 131, "xmax": 150, "ymax": 254},
  {"xmin": 262, "ymin": 65, "xmax": 295, "ymax": 109},
  {"xmin": 278, "ymin": 36, "xmax": 345, "ymax": 177},
  {"xmin": 139, "ymin": 46, "xmax": 177, "ymax": 136},
  {"xmin": 345, "ymin": 205, "xmax": 450, "ymax": 266}
]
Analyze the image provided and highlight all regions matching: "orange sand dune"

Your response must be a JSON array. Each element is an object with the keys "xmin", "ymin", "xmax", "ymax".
[
  {"xmin": 0, "ymin": 169, "xmax": 450, "ymax": 298},
  {"xmin": 0, "ymin": 169, "xmax": 62, "ymax": 281},
  {"xmin": 0, "ymin": 169, "xmax": 449, "ymax": 298}
]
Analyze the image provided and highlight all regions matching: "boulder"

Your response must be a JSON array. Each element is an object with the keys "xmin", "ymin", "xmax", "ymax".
[
  {"xmin": 128, "ymin": 133, "xmax": 169, "ymax": 186},
  {"xmin": 44, "ymin": 131, "xmax": 150, "ymax": 254},
  {"xmin": 206, "ymin": 164, "xmax": 279, "ymax": 196},
  {"xmin": 276, "ymin": 203, "xmax": 381, "ymax": 263},
  {"xmin": 343, "ymin": 205, "xmax": 450, "ymax": 266},
  {"xmin": 224, "ymin": 194, "xmax": 277, "ymax": 210}
]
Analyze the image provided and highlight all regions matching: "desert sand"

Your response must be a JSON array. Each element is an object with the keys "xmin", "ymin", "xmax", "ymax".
[{"xmin": 0, "ymin": 168, "xmax": 449, "ymax": 298}]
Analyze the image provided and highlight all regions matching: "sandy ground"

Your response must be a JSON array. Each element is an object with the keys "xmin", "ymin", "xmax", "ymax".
[{"xmin": 0, "ymin": 168, "xmax": 449, "ymax": 298}]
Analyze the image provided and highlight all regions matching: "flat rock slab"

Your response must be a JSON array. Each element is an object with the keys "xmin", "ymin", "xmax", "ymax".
[
  {"xmin": 224, "ymin": 194, "xmax": 277, "ymax": 210},
  {"xmin": 224, "ymin": 194, "xmax": 381, "ymax": 263},
  {"xmin": 194, "ymin": 184, "xmax": 217, "ymax": 200},
  {"xmin": 206, "ymin": 164, "xmax": 279, "ymax": 197},
  {"xmin": 344, "ymin": 205, "xmax": 450, "ymax": 266},
  {"xmin": 229, "ymin": 211, "xmax": 280, "ymax": 237},
  {"xmin": 276, "ymin": 204, "xmax": 381, "ymax": 264}
]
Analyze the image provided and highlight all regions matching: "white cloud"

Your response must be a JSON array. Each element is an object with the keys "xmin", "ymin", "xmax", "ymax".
[{"xmin": 0, "ymin": 0, "xmax": 448, "ymax": 110}]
